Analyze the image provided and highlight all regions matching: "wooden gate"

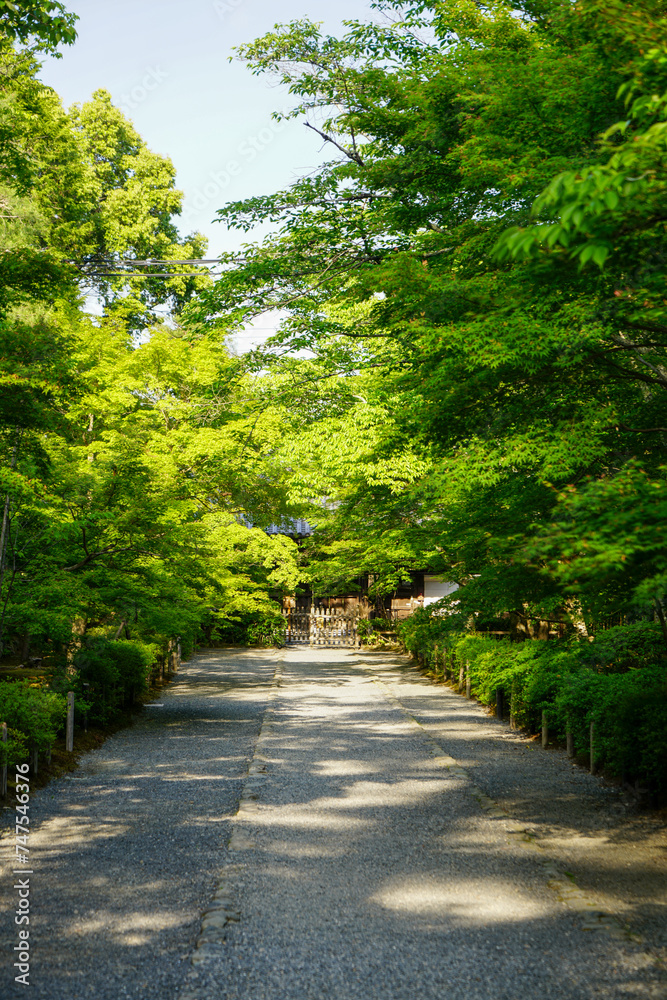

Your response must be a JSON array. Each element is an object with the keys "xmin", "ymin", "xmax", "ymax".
[{"xmin": 282, "ymin": 606, "xmax": 359, "ymax": 647}]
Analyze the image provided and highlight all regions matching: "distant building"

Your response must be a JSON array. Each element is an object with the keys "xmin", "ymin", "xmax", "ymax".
[
  {"xmin": 251, "ymin": 515, "xmax": 458, "ymax": 619},
  {"xmin": 265, "ymin": 518, "xmax": 314, "ymax": 538}
]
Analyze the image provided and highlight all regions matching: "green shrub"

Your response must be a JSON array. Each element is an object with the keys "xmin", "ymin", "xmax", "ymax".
[
  {"xmin": 357, "ymin": 619, "xmax": 398, "ymax": 646},
  {"xmin": 0, "ymin": 682, "xmax": 66, "ymax": 757},
  {"xmin": 556, "ymin": 665, "xmax": 667, "ymax": 788},
  {"xmin": 397, "ymin": 613, "xmax": 667, "ymax": 795},
  {"xmin": 356, "ymin": 619, "xmax": 375, "ymax": 642},
  {"xmin": 2, "ymin": 727, "xmax": 29, "ymax": 766},
  {"xmin": 73, "ymin": 638, "xmax": 157, "ymax": 722},
  {"xmin": 211, "ymin": 609, "xmax": 285, "ymax": 647}
]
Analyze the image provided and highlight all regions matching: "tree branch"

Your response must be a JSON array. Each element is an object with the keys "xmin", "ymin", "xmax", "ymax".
[
  {"xmin": 610, "ymin": 334, "xmax": 667, "ymax": 389},
  {"xmin": 618, "ymin": 423, "xmax": 667, "ymax": 433},
  {"xmin": 63, "ymin": 541, "xmax": 158, "ymax": 572},
  {"xmin": 304, "ymin": 121, "xmax": 365, "ymax": 166}
]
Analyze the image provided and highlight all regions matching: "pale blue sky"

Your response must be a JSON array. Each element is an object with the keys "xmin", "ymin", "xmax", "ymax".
[{"xmin": 40, "ymin": 0, "xmax": 375, "ymax": 259}]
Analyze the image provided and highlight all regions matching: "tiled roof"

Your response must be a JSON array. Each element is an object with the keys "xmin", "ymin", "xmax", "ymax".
[{"xmin": 266, "ymin": 518, "xmax": 313, "ymax": 537}]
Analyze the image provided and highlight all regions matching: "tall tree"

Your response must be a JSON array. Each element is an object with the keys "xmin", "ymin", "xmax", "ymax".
[
  {"xmin": 0, "ymin": 0, "xmax": 77, "ymax": 53},
  {"xmin": 0, "ymin": 39, "xmax": 299, "ymax": 660},
  {"xmin": 198, "ymin": 0, "xmax": 667, "ymax": 630}
]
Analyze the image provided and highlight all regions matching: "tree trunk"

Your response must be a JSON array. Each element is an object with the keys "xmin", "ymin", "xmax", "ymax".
[
  {"xmin": 114, "ymin": 619, "xmax": 128, "ymax": 640},
  {"xmin": 509, "ymin": 611, "xmax": 530, "ymax": 641},
  {"xmin": 19, "ymin": 632, "xmax": 30, "ymax": 663},
  {"xmin": 653, "ymin": 598, "xmax": 667, "ymax": 652},
  {"xmin": 566, "ymin": 599, "xmax": 590, "ymax": 640},
  {"xmin": 0, "ymin": 430, "xmax": 21, "ymax": 656},
  {"xmin": 67, "ymin": 617, "xmax": 86, "ymax": 676},
  {"xmin": 536, "ymin": 619, "xmax": 550, "ymax": 641}
]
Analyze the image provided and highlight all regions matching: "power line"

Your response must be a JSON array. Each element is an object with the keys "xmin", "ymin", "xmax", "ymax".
[
  {"xmin": 78, "ymin": 258, "xmax": 224, "ymax": 279},
  {"xmin": 82, "ymin": 272, "xmax": 219, "ymax": 277},
  {"xmin": 79, "ymin": 259, "xmax": 223, "ymax": 267},
  {"xmin": 127, "ymin": 259, "xmax": 223, "ymax": 265}
]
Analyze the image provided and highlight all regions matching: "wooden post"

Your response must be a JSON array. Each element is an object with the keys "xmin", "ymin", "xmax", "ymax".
[
  {"xmin": 82, "ymin": 682, "xmax": 89, "ymax": 732},
  {"xmin": 496, "ymin": 687, "xmax": 503, "ymax": 720},
  {"xmin": 66, "ymin": 691, "xmax": 74, "ymax": 752},
  {"xmin": 541, "ymin": 710, "xmax": 548, "ymax": 748},
  {"xmin": 458, "ymin": 664, "xmax": 465, "ymax": 693},
  {"xmin": 465, "ymin": 662, "xmax": 471, "ymax": 698},
  {"xmin": 1, "ymin": 722, "xmax": 7, "ymax": 799},
  {"xmin": 510, "ymin": 680, "xmax": 517, "ymax": 730},
  {"xmin": 589, "ymin": 721, "xmax": 596, "ymax": 774},
  {"xmin": 566, "ymin": 721, "xmax": 575, "ymax": 758}
]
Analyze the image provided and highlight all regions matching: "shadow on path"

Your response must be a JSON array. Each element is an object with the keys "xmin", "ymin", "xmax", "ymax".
[
  {"xmin": 0, "ymin": 648, "xmax": 277, "ymax": 1000},
  {"xmin": 183, "ymin": 649, "xmax": 665, "ymax": 1000}
]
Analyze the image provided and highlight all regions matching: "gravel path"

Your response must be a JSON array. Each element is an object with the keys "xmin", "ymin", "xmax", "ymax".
[
  {"xmin": 180, "ymin": 647, "xmax": 666, "ymax": 1000},
  {"xmin": 2, "ymin": 646, "xmax": 665, "ymax": 1000},
  {"xmin": 0, "ymin": 648, "xmax": 277, "ymax": 999},
  {"xmin": 359, "ymin": 650, "xmax": 667, "ymax": 957}
]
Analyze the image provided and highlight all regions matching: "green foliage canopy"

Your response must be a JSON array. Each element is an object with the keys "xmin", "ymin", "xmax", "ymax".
[{"xmin": 196, "ymin": 0, "xmax": 667, "ymax": 636}]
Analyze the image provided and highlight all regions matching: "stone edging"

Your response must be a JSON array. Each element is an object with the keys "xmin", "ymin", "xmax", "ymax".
[{"xmin": 179, "ymin": 651, "xmax": 285, "ymax": 996}]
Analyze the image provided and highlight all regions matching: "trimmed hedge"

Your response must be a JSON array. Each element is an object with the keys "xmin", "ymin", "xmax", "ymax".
[
  {"xmin": 397, "ymin": 613, "xmax": 667, "ymax": 796},
  {"xmin": 0, "ymin": 637, "xmax": 172, "ymax": 759},
  {"xmin": 72, "ymin": 637, "xmax": 157, "ymax": 723},
  {"xmin": 0, "ymin": 682, "xmax": 66, "ymax": 764}
]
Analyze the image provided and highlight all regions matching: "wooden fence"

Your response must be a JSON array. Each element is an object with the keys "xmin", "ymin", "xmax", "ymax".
[{"xmin": 282, "ymin": 607, "xmax": 359, "ymax": 647}]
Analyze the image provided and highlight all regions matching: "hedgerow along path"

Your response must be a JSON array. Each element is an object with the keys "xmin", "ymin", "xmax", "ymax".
[{"xmin": 1, "ymin": 647, "xmax": 665, "ymax": 1000}]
